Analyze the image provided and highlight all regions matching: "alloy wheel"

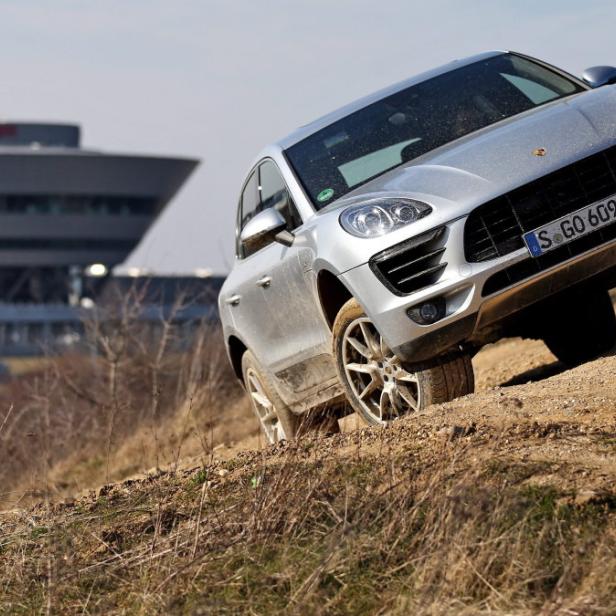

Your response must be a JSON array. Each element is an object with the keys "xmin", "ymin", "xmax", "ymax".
[
  {"xmin": 342, "ymin": 316, "xmax": 421, "ymax": 423},
  {"xmin": 245, "ymin": 367, "xmax": 287, "ymax": 443}
]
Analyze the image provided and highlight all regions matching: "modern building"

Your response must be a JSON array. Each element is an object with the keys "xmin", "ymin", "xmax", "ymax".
[
  {"xmin": 0, "ymin": 122, "xmax": 198, "ymax": 304},
  {"xmin": 0, "ymin": 122, "xmax": 206, "ymax": 355}
]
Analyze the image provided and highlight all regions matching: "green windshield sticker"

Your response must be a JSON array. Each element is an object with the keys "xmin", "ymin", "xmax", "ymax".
[{"xmin": 317, "ymin": 188, "xmax": 335, "ymax": 203}]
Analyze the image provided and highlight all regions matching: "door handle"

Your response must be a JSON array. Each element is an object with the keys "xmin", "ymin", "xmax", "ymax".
[
  {"xmin": 255, "ymin": 275, "xmax": 272, "ymax": 288},
  {"xmin": 225, "ymin": 294, "xmax": 241, "ymax": 306}
]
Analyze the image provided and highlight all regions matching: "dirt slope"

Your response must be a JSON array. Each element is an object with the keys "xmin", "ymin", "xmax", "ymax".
[{"xmin": 1, "ymin": 339, "xmax": 615, "ymax": 614}]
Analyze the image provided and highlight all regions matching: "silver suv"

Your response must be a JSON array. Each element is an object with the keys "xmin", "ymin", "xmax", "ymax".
[{"xmin": 219, "ymin": 51, "xmax": 616, "ymax": 443}]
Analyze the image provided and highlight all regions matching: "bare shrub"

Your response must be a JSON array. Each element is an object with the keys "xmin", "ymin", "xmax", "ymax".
[{"xmin": 0, "ymin": 280, "xmax": 247, "ymax": 507}]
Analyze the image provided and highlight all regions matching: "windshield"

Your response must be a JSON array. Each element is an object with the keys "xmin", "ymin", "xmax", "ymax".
[{"xmin": 285, "ymin": 54, "xmax": 584, "ymax": 208}]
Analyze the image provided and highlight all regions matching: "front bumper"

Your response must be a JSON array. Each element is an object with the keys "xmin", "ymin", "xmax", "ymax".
[{"xmin": 339, "ymin": 217, "xmax": 616, "ymax": 365}]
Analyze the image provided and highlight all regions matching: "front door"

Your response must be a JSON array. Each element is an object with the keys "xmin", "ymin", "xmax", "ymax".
[{"xmin": 254, "ymin": 161, "xmax": 337, "ymax": 404}]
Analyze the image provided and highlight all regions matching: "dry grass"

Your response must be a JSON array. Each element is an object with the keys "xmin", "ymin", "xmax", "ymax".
[{"xmin": 0, "ymin": 423, "xmax": 614, "ymax": 615}]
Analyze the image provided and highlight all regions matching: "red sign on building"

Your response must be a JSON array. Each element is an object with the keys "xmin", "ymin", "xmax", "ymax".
[{"xmin": 0, "ymin": 125, "xmax": 17, "ymax": 138}]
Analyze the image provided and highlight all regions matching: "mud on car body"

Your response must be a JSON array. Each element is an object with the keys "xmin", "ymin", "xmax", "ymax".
[{"xmin": 219, "ymin": 51, "xmax": 616, "ymax": 443}]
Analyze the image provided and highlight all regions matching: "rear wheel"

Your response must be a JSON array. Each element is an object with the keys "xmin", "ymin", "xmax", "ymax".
[
  {"xmin": 332, "ymin": 298, "xmax": 474, "ymax": 426},
  {"xmin": 542, "ymin": 289, "xmax": 616, "ymax": 367},
  {"xmin": 242, "ymin": 351, "xmax": 298, "ymax": 444}
]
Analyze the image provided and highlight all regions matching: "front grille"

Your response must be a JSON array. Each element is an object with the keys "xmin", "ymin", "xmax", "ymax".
[
  {"xmin": 370, "ymin": 227, "xmax": 446, "ymax": 295},
  {"xmin": 482, "ymin": 219, "xmax": 616, "ymax": 296},
  {"xmin": 465, "ymin": 144, "xmax": 616, "ymax": 262}
]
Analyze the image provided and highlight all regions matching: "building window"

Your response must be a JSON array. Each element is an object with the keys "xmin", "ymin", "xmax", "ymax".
[{"xmin": 0, "ymin": 195, "xmax": 158, "ymax": 216}]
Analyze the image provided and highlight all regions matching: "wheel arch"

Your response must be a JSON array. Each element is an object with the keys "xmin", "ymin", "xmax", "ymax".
[
  {"xmin": 316, "ymin": 268, "xmax": 354, "ymax": 330},
  {"xmin": 227, "ymin": 335, "xmax": 248, "ymax": 383}
]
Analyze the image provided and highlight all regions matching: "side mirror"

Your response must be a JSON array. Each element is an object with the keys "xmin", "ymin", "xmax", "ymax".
[
  {"xmin": 582, "ymin": 65, "xmax": 616, "ymax": 88},
  {"xmin": 240, "ymin": 208, "xmax": 289, "ymax": 252}
]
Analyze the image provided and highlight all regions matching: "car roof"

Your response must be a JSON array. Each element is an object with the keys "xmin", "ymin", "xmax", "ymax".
[{"xmin": 274, "ymin": 50, "xmax": 506, "ymax": 151}]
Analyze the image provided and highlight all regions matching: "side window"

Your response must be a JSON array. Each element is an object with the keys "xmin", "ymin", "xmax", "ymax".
[
  {"xmin": 237, "ymin": 161, "xmax": 303, "ymax": 259},
  {"xmin": 240, "ymin": 171, "xmax": 260, "ymax": 228},
  {"xmin": 258, "ymin": 161, "xmax": 302, "ymax": 230},
  {"xmin": 238, "ymin": 171, "xmax": 260, "ymax": 258}
]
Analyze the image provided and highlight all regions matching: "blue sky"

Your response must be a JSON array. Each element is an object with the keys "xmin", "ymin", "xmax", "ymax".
[{"xmin": 1, "ymin": 0, "xmax": 615, "ymax": 273}]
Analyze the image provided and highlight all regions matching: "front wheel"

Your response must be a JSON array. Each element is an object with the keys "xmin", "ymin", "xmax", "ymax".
[{"xmin": 332, "ymin": 299, "xmax": 474, "ymax": 426}]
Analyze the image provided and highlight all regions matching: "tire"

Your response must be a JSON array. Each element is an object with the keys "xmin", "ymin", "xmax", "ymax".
[
  {"xmin": 542, "ymin": 289, "xmax": 616, "ymax": 367},
  {"xmin": 332, "ymin": 298, "xmax": 474, "ymax": 426},
  {"xmin": 241, "ymin": 350, "xmax": 299, "ymax": 444}
]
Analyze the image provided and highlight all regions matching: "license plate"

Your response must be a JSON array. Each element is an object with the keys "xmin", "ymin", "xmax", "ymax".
[{"xmin": 523, "ymin": 195, "xmax": 616, "ymax": 257}]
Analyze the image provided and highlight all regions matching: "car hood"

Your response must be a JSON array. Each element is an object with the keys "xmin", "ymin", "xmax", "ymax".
[{"xmin": 326, "ymin": 86, "xmax": 616, "ymax": 217}]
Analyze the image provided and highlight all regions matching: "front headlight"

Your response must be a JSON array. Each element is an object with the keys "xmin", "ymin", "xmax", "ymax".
[{"xmin": 339, "ymin": 198, "xmax": 432, "ymax": 238}]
